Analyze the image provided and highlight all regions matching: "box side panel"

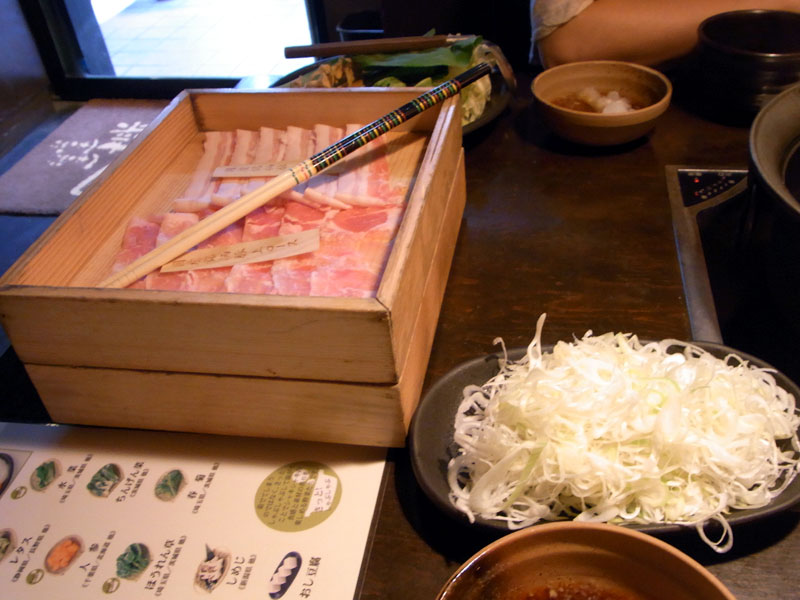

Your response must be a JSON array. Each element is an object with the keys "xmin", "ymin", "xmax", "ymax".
[
  {"xmin": 28, "ymin": 364, "xmax": 406, "ymax": 447},
  {"xmin": 379, "ymin": 97, "xmax": 463, "ymax": 370},
  {"xmin": 190, "ymin": 88, "xmax": 442, "ymax": 133},
  {"xmin": 0, "ymin": 289, "xmax": 397, "ymax": 382},
  {"xmin": 397, "ymin": 151, "xmax": 467, "ymax": 428}
]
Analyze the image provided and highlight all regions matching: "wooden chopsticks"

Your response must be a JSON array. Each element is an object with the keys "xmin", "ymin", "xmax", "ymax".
[{"xmin": 284, "ymin": 35, "xmax": 470, "ymax": 59}]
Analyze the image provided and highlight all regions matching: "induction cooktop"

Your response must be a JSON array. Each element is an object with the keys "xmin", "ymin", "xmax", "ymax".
[{"xmin": 667, "ymin": 165, "xmax": 799, "ymax": 385}]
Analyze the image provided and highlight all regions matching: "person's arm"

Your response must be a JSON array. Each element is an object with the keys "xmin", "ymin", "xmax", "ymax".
[{"xmin": 538, "ymin": 0, "xmax": 800, "ymax": 67}]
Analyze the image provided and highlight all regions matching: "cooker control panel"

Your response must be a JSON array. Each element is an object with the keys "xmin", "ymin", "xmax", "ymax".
[{"xmin": 677, "ymin": 168, "xmax": 748, "ymax": 207}]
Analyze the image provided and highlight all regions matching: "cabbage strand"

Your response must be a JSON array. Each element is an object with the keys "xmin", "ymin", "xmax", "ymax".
[{"xmin": 447, "ymin": 314, "xmax": 800, "ymax": 553}]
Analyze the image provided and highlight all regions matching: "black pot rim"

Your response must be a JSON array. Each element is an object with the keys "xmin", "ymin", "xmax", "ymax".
[
  {"xmin": 699, "ymin": 9, "xmax": 800, "ymax": 60},
  {"xmin": 749, "ymin": 82, "xmax": 800, "ymax": 215}
]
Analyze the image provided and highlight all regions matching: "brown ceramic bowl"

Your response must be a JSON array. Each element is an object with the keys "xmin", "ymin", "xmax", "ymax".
[
  {"xmin": 532, "ymin": 61, "xmax": 672, "ymax": 146},
  {"xmin": 697, "ymin": 10, "xmax": 800, "ymax": 117},
  {"xmin": 435, "ymin": 522, "xmax": 735, "ymax": 600}
]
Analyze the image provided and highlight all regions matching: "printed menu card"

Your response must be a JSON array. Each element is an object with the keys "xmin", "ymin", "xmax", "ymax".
[{"xmin": 0, "ymin": 422, "xmax": 386, "ymax": 599}]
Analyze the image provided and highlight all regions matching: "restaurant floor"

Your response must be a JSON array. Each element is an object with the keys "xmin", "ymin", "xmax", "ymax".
[{"xmin": 97, "ymin": 0, "xmax": 314, "ymax": 80}]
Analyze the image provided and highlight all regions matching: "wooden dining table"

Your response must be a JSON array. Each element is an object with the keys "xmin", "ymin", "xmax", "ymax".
[
  {"xmin": 1, "ymin": 66, "xmax": 798, "ymax": 599},
  {"xmin": 355, "ymin": 70, "xmax": 800, "ymax": 600}
]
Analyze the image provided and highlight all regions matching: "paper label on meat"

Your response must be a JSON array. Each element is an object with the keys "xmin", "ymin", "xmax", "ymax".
[
  {"xmin": 160, "ymin": 228, "xmax": 320, "ymax": 272},
  {"xmin": 213, "ymin": 162, "xmax": 347, "ymax": 178},
  {"xmin": 213, "ymin": 162, "xmax": 295, "ymax": 178}
]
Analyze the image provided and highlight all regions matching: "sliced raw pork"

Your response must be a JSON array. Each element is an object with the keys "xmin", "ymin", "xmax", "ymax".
[
  {"xmin": 223, "ymin": 203, "xmax": 286, "ymax": 294},
  {"xmin": 173, "ymin": 131, "xmax": 234, "ymax": 212},
  {"xmin": 212, "ymin": 129, "xmax": 258, "ymax": 207}
]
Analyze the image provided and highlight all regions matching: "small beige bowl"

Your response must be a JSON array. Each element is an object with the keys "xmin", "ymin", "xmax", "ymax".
[
  {"xmin": 532, "ymin": 61, "xmax": 672, "ymax": 145},
  {"xmin": 436, "ymin": 522, "xmax": 735, "ymax": 600}
]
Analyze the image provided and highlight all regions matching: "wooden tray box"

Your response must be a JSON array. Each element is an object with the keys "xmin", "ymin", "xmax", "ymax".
[{"xmin": 0, "ymin": 89, "xmax": 466, "ymax": 447}]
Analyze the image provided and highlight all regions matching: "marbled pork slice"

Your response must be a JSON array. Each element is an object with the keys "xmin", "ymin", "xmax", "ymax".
[
  {"xmin": 329, "ymin": 205, "xmax": 404, "ymax": 234},
  {"xmin": 145, "ymin": 212, "xmax": 201, "ymax": 291},
  {"xmin": 144, "ymin": 211, "xmax": 240, "ymax": 292},
  {"xmin": 212, "ymin": 129, "xmax": 258, "ymax": 207},
  {"xmin": 112, "ymin": 215, "xmax": 161, "ymax": 288},
  {"xmin": 187, "ymin": 217, "xmax": 245, "ymax": 292},
  {"xmin": 309, "ymin": 230, "xmax": 395, "ymax": 298},
  {"xmin": 173, "ymin": 131, "xmax": 234, "ymax": 212},
  {"xmin": 223, "ymin": 203, "xmax": 286, "ymax": 294},
  {"xmin": 242, "ymin": 127, "xmax": 287, "ymax": 195},
  {"xmin": 279, "ymin": 125, "xmax": 317, "ymax": 205},
  {"xmin": 309, "ymin": 267, "xmax": 381, "ymax": 298},
  {"xmin": 305, "ymin": 204, "xmax": 404, "ymax": 296},
  {"xmin": 271, "ymin": 255, "xmax": 316, "ymax": 296},
  {"xmin": 303, "ymin": 124, "xmax": 348, "ymax": 208},
  {"xmin": 335, "ymin": 124, "xmax": 403, "ymax": 207},
  {"xmin": 224, "ymin": 128, "xmax": 291, "ymax": 294},
  {"xmin": 278, "ymin": 199, "xmax": 329, "ymax": 234},
  {"xmin": 271, "ymin": 200, "xmax": 326, "ymax": 295}
]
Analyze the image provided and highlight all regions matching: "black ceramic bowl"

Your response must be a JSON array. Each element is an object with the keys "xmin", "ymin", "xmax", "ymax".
[
  {"xmin": 409, "ymin": 340, "xmax": 800, "ymax": 536},
  {"xmin": 696, "ymin": 10, "xmax": 800, "ymax": 118}
]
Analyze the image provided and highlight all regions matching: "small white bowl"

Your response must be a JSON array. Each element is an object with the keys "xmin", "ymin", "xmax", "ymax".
[{"xmin": 532, "ymin": 60, "xmax": 672, "ymax": 146}]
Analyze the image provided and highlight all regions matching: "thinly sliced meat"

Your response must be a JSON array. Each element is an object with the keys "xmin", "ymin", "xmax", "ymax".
[
  {"xmin": 197, "ymin": 220, "xmax": 244, "ymax": 249},
  {"xmin": 156, "ymin": 212, "xmax": 200, "ymax": 247},
  {"xmin": 117, "ymin": 123, "xmax": 412, "ymax": 298},
  {"xmin": 329, "ymin": 206, "xmax": 404, "ymax": 234},
  {"xmin": 284, "ymin": 125, "xmax": 314, "ymax": 162},
  {"xmin": 146, "ymin": 212, "xmax": 209, "ymax": 291},
  {"xmin": 270, "ymin": 197, "xmax": 325, "ymax": 294},
  {"xmin": 279, "ymin": 126, "xmax": 316, "ymax": 204},
  {"xmin": 304, "ymin": 230, "xmax": 395, "ymax": 298},
  {"xmin": 335, "ymin": 124, "xmax": 404, "ymax": 206},
  {"xmin": 222, "ymin": 203, "xmax": 285, "ymax": 294},
  {"xmin": 272, "ymin": 254, "xmax": 316, "ymax": 296},
  {"xmin": 242, "ymin": 203, "xmax": 285, "ymax": 241},
  {"xmin": 212, "ymin": 129, "xmax": 258, "ymax": 206},
  {"xmin": 188, "ymin": 219, "xmax": 245, "ymax": 291},
  {"xmin": 225, "ymin": 262, "xmax": 276, "ymax": 294},
  {"xmin": 304, "ymin": 175, "xmax": 351, "ymax": 209},
  {"xmin": 113, "ymin": 216, "xmax": 161, "ymax": 288},
  {"xmin": 304, "ymin": 124, "xmax": 348, "ymax": 208},
  {"xmin": 310, "ymin": 267, "xmax": 380, "ymax": 298},
  {"xmin": 121, "ymin": 216, "xmax": 160, "ymax": 250},
  {"xmin": 173, "ymin": 131, "xmax": 234, "ymax": 212},
  {"xmin": 279, "ymin": 200, "xmax": 328, "ymax": 234},
  {"xmin": 317, "ymin": 230, "xmax": 394, "ymax": 272},
  {"xmin": 144, "ymin": 270, "xmax": 197, "ymax": 291},
  {"xmin": 242, "ymin": 127, "xmax": 287, "ymax": 195},
  {"xmin": 360, "ymin": 134, "xmax": 405, "ymax": 204}
]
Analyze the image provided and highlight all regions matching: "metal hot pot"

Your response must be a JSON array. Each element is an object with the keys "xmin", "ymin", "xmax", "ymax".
[{"xmin": 747, "ymin": 82, "xmax": 800, "ymax": 337}]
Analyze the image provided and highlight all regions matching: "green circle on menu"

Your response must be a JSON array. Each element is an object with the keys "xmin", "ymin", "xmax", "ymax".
[{"xmin": 255, "ymin": 461, "xmax": 342, "ymax": 532}]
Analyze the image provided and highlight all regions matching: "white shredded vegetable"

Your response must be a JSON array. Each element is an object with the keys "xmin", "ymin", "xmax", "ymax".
[{"xmin": 447, "ymin": 314, "xmax": 800, "ymax": 553}]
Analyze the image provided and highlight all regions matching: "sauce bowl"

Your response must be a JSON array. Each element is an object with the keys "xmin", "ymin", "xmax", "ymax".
[
  {"xmin": 435, "ymin": 522, "xmax": 735, "ymax": 600},
  {"xmin": 532, "ymin": 60, "xmax": 672, "ymax": 146}
]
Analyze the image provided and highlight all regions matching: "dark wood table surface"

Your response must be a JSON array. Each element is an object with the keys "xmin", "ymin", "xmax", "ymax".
[
  {"xmin": 1, "ymin": 70, "xmax": 798, "ymax": 599},
  {"xmin": 357, "ymin": 72, "xmax": 800, "ymax": 600}
]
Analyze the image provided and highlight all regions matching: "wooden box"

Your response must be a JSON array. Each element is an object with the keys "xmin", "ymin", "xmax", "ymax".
[{"xmin": 0, "ymin": 89, "xmax": 466, "ymax": 447}]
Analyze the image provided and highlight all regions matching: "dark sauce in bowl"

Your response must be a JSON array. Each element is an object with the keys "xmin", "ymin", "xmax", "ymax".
[{"xmin": 510, "ymin": 580, "xmax": 641, "ymax": 600}]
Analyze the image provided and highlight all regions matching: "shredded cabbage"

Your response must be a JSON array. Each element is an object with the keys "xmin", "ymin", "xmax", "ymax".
[{"xmin": 447, "ymin": 314, "xmax": 800, "ymax": 552}]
